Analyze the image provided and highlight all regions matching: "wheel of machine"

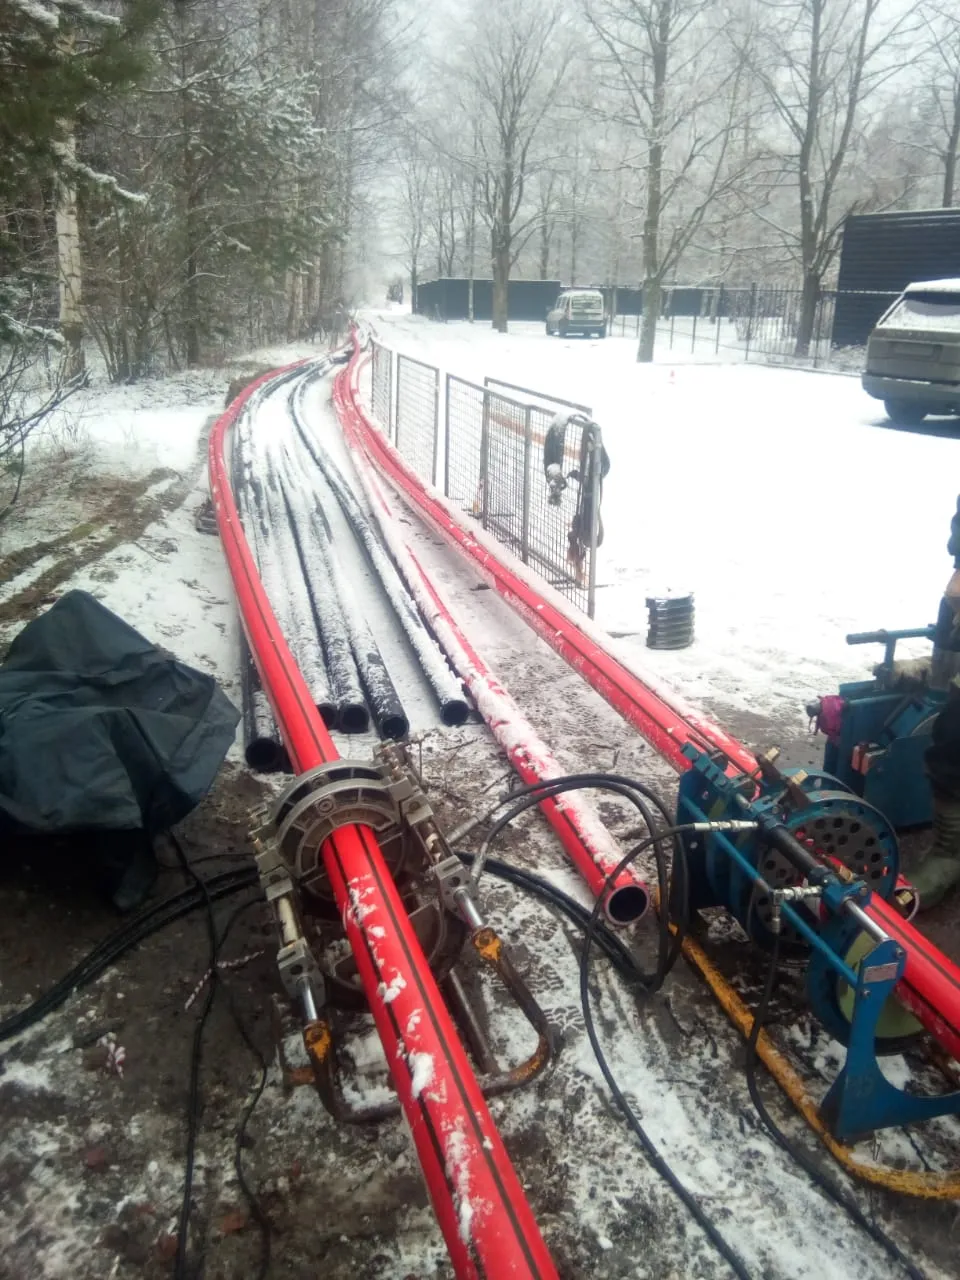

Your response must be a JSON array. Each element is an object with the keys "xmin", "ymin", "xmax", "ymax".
[
  {"xmin": 598, "ymin": 324, "xmax": 607, "ymax": 339},
  {"xmin": 884, "ymin": 398, "xmax": 927, "ymax": 425},
  {"xmin": 746, "ymin": 791, "xmax": 899, "ymax": 947},
  {"xmin": 805, "ymin": 913, "xmax": 923, "ymax": 1054}
]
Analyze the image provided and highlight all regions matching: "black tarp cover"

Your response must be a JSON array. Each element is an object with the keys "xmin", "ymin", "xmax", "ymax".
[{"xmin": 0, "ymin": 591, "xmax": 240, "ymax": 837}]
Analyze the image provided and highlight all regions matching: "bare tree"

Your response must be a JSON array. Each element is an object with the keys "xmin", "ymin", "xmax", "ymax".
[
  {"xmin": 394, "ymin": 129, "xmax": 432, "ymax": 304},
  {"xmin": 746, "ymin": 0, "xmax": 916, "ymax": 354},
  {"xmin": 585, "ymin": 0, "xmax": 752, "ymax": 361},
  {"xmin": 457, "ymin": 0, "xmax": 571, "ymax": 332},
  {"xmin": 0, "ymin": 309, "xmax": 78, "ymax": 522},
  {"xmin": 918, "ymin": 2, "xmax": 960, "ymax": 208},
  {"xmin": 536, "ymin": 169, "xmax": 559, "ymax": 279}
]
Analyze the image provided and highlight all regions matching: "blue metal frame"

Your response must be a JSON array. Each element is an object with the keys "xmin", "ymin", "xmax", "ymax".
[
  {"xmin": 678, "ymin": 744, "xmax": 960, "ymax": 1138},
  {"xmin": 818, "ymin": 627, "xmax": 940, "ymax": 830}
]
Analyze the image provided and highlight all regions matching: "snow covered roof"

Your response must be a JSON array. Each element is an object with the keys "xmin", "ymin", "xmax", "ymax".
[{"xmin": 904, "ymin": 278, "xmax": 960, "ymax": 293}]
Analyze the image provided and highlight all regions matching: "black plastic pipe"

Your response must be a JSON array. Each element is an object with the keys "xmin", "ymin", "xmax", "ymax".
[
  {"xmin": 290, "ymin": 381, "xmax": 469, "ymax": 727},
  {"xmin": 239, "ymin": 631, "xmax": 288, "ymax": 772},
  {"xmin": 310, "ymin": 490, "xmax": 409, "ymax": 740},
  {"xmin": 276, "ymin": 450, "xmax": 369, "ymax": 734},
  {"xmin": 242, "ymin": 412, "xmax": 337, "ymax": 728}
]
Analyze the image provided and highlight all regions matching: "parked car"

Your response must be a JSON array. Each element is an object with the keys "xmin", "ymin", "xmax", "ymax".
[
  {"xmin": 546, "ymin": 289, "xmax": 607, "ymax": 338},
  {"xmin": 862, "ymin": 278, "xmax": 960, "ymax": 424}
]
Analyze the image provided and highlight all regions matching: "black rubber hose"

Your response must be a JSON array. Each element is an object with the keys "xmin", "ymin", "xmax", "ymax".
[
  {"xmin": 469, "ymin": 772, "xmax": 685, "ymax": 988},
  {"xmin": 0, "ymin": 867, "xmax": 258, "ymax": 1043},
  {"xmin": 289, "ymin": 382, "xmax": 469, "ymax": 727},
  {"xmin": 578, "ymin": 825, "xmax": 754, "ymax": 1280}
]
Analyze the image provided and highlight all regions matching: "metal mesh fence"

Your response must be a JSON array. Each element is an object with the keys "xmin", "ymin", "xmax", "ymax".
[
  {"xmin": 444, "ymin": 375, "xmax": 484, "ymax": 509},
  {"xmin": 608, "ymin": 285, "xmax": 899, "ymax": 370},
  {"xmin": 371, "ymin": 341, "xmax": 393, "ymax": 435},
  {"xmin": 395, "ymin": 354, "xmax": 439, "ymax": 486}
]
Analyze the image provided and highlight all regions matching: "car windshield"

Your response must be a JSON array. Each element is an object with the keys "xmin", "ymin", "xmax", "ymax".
[{"xmin": 879, "ymin": 292, "xmax": 960, "ymax": 333}]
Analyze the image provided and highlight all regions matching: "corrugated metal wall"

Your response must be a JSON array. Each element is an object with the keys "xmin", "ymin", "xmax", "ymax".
[
  {"xmin": 834, "ymin": 209, "xmax": 960, "ymax": 347},
  {"xmin": 415, "ymin": 278, "xmax": 563, "ymax": 321}
]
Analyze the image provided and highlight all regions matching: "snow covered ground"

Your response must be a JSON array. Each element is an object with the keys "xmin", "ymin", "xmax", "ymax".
[
  {"xmin": 364, "ymin": 307, "xmax": 960, "ymax": 740},
  {"xmin": 1, "ymin": 339, "xmax": 957, "ymax": 1280}
]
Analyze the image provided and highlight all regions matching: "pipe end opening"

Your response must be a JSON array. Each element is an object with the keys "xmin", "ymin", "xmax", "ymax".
[
  {"xmin": 317, "ymin": 701, "xmax": 338, "ymax": 730},
  {"xmin": 245, "ymin": 738, "xmax": 283, "ymax": 773},
  {"xmin": 604, "ymin": 884, "xmax": 650, "ymax": 927},
  {"xmin": 440, "ymin": 700, "xmax": 470, "ymax": 727},
  {"xmin": 339, "ymin": 704, "xmax": 370, "ymax": 734},
  {"xmin": 380, "ymin": 713, "xmax": 410, "ymax": 741}
]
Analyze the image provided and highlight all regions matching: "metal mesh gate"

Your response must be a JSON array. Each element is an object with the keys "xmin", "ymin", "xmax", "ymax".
[
  {"xmin": 395, "ymin": 354, "xmax": 439, "ymax": 486},
  {"xmin": 443, "ymin": 375, "xmax": 601, "ymax": 615},
  {"xmin": 364, "ymin": 342, "xmax": 604, "ymax": 616}
]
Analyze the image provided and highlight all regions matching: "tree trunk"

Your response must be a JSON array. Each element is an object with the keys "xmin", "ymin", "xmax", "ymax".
[
  {"xmin": 55, "ymin": 125, "xmax": 84, "ymax": 380},
  {"xmin": 795, "ymin": 272, "xmax": 820, "ymax": 357},
  {"xmin": 492, "ymin": 235, "xmax": 509, "ymax": 333},
  {"xmin": 638, "ymin": 278, "xmax": 660, "ymax": 363},
  {"xmin": 539, "ymin": 218, "xmax": 550, "ymax": 279},
  {"xmin": 183, "ymin": 185, "xmax": 202, "ymax": 367},
  {"xmin": 943, "ymin": 106, "xmax": 960, "ymax": 208},
  {"xmin": 793, "ymin": 0, "xmax": 822, "ymax": 359},
  {"xmin": 635, "ymin": 0, "xmax": 668, "ymax": 364}
]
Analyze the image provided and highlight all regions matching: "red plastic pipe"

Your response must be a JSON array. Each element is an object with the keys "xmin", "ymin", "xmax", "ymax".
[
  {"xmin": 343, "ymin": 340, "xmax": 756, "ymax": 779},
  {"xmin": 332, "ymin": 373, "xmax": 649, "ymax": 923},
  {"xmin": 209, "ymin": 365, "xmax": 558, "ymax": 1280},
  {"xmin": 341, "ymin": 337, "xmax": 960, "ymax": 1066}
]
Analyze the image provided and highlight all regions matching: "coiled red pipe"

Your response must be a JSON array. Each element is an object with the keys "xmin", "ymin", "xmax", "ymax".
[
  {"xmin": 209, "ymin": 363, "xmax": 558, "ymax": 1280},
  {"xmin": 341, "ymin": 336, "xmax": 960, "ymax": 1068}
]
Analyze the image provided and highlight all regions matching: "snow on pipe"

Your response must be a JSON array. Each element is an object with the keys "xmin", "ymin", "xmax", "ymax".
[
  {"xmin": 210, "ymin": 363, "xmax": 559, "ymax": 1280},
  {"xmin": 309, "ymin": 485, "xmax": 410, "ymax": 740},
  {"xmin": 338, "ymin": 338, "xmax": 960, "ymax": 1063},
  {"xmin": 276, "ymin": 448, "xmax": 370, "ymax": 734},
  {"xmin": 331, "ymin": 364, "xmax": 651, "ymax": 926},
  {"xmin": 290, "ymin": 379, "xmax": 470, "ymax": 727},
  {"xmin": 252, "ymin": 432, "xmax": 338, "ymax": 727},
  {"xmin": 234, "ymin": 404, "xmax": 337, "ymax": 728},
  {"xmin": 278, "ymin": 427, "xmax": 408, "ymax": 739}
]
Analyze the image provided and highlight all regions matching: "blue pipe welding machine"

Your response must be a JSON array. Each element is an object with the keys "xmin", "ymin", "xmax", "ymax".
[
  {"xmin": 675, "ymin": 744, "xmax": 960, "ymax": 1140},
  {"xmin": 807, "ymin": 627, "xmax": 942, "ymax": 831}
]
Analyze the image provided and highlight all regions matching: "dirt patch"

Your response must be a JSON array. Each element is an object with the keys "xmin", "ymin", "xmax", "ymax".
[{"xmin": 0, "ymin": 468, "xmax": 201, "ymax": 634}]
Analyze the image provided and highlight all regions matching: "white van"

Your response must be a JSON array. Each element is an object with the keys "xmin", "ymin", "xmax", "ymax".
[{"xmin": 546, "ymin": 289, "xmax": 607, "ymax": 338}]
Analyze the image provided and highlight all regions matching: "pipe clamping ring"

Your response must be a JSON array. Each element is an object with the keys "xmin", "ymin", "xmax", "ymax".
[{"xmin": 271, "ymin": 761, "xmax": 404, "ymax": 892}]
